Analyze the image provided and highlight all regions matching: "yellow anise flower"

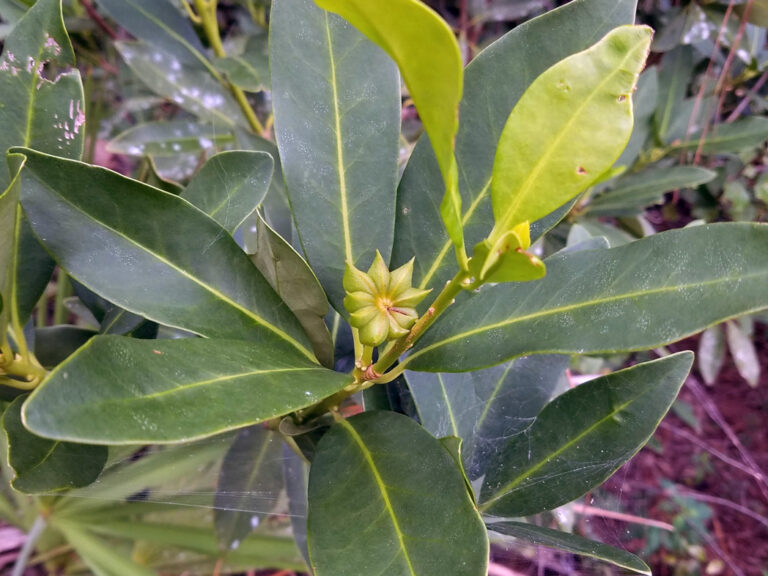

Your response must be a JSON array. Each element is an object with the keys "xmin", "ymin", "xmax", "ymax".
[{"xmin": 343, "ymin": 252, "xmax": 432, "ymax": 347}]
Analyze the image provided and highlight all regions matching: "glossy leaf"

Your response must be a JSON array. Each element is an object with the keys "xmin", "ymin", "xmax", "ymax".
[
  {"xmin": 698, "ymin": 325, "xmax": 725, "ymax": 386},
  {"xmin": 314, "ymin": 0, "xmax": 466, "ymax": 262},
  {"xmin": 480, "ymin": 353, "xmax": 693, "ymax": 516},
  {"xmin": 248, "ymin": 213, "xmax": 334, "ymax": 368},
  {"xmin": 392, "ymin": 0, "xmax": 638, "ymax": 293},
  {"xmin": 22, "ymin": 336, "xmax": 352, "ymax": 444},
  {"xmin": 214, "ymin": 426, "xmax": 284, "ymax": 550},
  {"xmin": 588, "ymin": 165, "xmax": 716, "ymax": 216},
  {"xmin": 97, "ymin": 0, "xmax": 209, "ymax": 68},
  {"xmin": 307, "ymin": 411, "xmax": 488, "ymax": 576},
  {"xmin": 2, "ymin": 396, "xmax": 107, "ymax": 493},
  {"xmin": 107, "ymin": 121, "xmax": 234, "ymax": 157},
  {"xmin": 116, "ymin": 41, "xmax": 247, "ymax": 129},
  {"xmin": 182, "ymin": 151, "xmax": 272, "ymax": 235},
  {"xmin": 490, "ymin": 26, "xmax": 651, "ymax": 239},
  {"xmin": 488, "ymin": 521, "xmax": 650, "ymax": 575},
  {"xmin": 15, "ymin": 149, "xmax": 314, "ymax": 359},
  {"xmin": 406, "ymin": 355, "xmax": 568, "ymax": 480},
  {"xmin": 670, "ymin": 117, "xmax": 768, "ymax": 155},
  {"xmin": 408, "ymin": 224, "xmax": 768, "ymax": 372},
  {"xmin": 271, "ymin": 0, "xmax": 400, "ymax": 313}
]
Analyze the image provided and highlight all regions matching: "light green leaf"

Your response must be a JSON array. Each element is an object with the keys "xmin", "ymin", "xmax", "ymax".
[
  {"xmin": 488, "ymin": 521, "xmax": 651, "ymax": 575},
  {"xmin": 588, "ymin": 165, "xmax": 716, "ymax": 217},
  {"xmin": 22, "ymin": 335, "xmax": 352, "ymax": 444},
  {"xmin": 616, "ymin": 67, "xmax": 658, "ymax": 168},
  {"xmin": 215, "ymin": 35, "xmax": 270, "ymax": 92},
  {"xmin": 182, "ymin": 151, "xmax": 273, "ymax": 235},
  {"xmin": 480, "ymin": 353, "xmax": 693, "ymax": 516},
  {"xmin": 314, "ymin": 0, "xmax": 466, "ymax": 264},
  {"xmin": 670, "ymin": 117, "xmax": 768, "ymax": 155},
  {"xmin": 270, "ymin": 0, "xmax": 400, "ymax": 314},
  {"xmin": 89, "ymin": 520, "xmax": 305, "ymax": 571},
  {"xmin": 107, "ymin": 121, "xmax": 234, "ymax": 157},
  {"xmin": 725, "ymin": 320, "xmax": 761, "ymax": 387},
  {"xmin": 490, "ymin": 26, "xmax": 652, "ymax": 240},
  {"xmin": 15, "ymin": 148, "xmax": 314, "ymax": 359},
  {"xmin": 116, "ymin": 41, "xmax": 247, "ymax": 129},
  {"xmin": 407, "ymin": 223, "xmax": 768, "ymax": 372},
  {"xmin": 248, "ymin": 213, "xmax": 334, "ymax": 368},
  {"xmin": 214, "ymin": 426, "xmax": 284, "ymax": 550},
  {"xmin": 2, "ymin": 396, "xmax": 107, "ymax": 493},
  {"xmin": 392, "ymin": 0, "xmax": 638, "ymax": 293},
  {"xmin": 307, "ymin": 411, "xmax": 488, "ymax": 576},
  {"xmin": 406, "ymin": 355, "xmax": 568, "ymax": 480},
  {"xmin": 654, "ymin": 46, "xmax": 694, "ymax": 145},
  {"xmin": 97, "ymin": 0, "xmax": 210, "ymax": 68},
  {"xmin": 698, "ymin": 325, "xmax": 725, "ymax": 386}
]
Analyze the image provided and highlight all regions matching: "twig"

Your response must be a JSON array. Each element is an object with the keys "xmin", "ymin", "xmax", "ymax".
[
  {"xmin": 80, "ymin": 0, "xmax": 119, "ymax": 40},
  {"xmin": 665, "ymin": 486, "xmax": 768, "ymax": 530},
  {"xmin": 726, "ymin": 71, "xmax": 768, "ymax": 123},
  {"xmin": 11, "ymin": 516, "xmax": 46, "ymax": 576}
]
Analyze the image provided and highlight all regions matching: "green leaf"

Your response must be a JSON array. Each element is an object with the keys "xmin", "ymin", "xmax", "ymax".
[
  {"xmin": 15, "ymin": 149, "xmax": 314, "ymax": 359},
  {"xmin": 34, "ymin": 326, "xmax": 96, "ymax": 368},
  {"xmin": 107, "ymin": 121, "xmax": 234, "ymax": 157},
  {"xmin": 407, "ymin": 223, "xmax": 768, "ymax": 372},
  {"xmin": 489, "ymin": 26, "xmax": 651, "ymax": 240},
  {"xmin": 314, "ymin": 0, "xmax": 466, "ymax": 264},
  {"xmin": 669, "ymin": 117, "xmax": 768, "ymax": 155},
  {"xmin": 89, "ymin": 520, "xmax": 305, "ymax": 571},
  {"xmin": 588, "ymin": 165, "xmax": 716, "ymax": 216},
  {"xmin": 248, "ymin": 213, "xmax": 334, "ymax": 368},
  {"xmin": 307, "ymin": 411, "xmax": 488, "ymax": 576},
  {"xmin": 487, "ymin": 521, "xmax": 651, "ymax": 575},
  {"xmin": 392, "ymin": 0, "xmax": 638, "ymax": 293},
  {"xmin": 479, "ymin": 353, "xmax": 693, "ymax": 516},
  {"xmin": 653, "ymin": 46, "xmax": 694, "ymax": 145},
  {"xmin": 406, "ymin": 355, "xmax": 568, "ymax": 480},
  {"xmin": 270, "ymin": 0, "xmax": 400, "ymax": 314},
  {"xmin": 283, "ymin": 445, "xmax": 311, "ymax": 567},
  {"xmin": 2, "ymin": 396, "xmax": 107, "ymax": 493},
  {"xmin": 214, "ymin": 426, "xmax": 284, "ymax": 550},
  {"xmin": 181, "ymin": 151, "xmax": 273, "ymax": 235},
  {"xmin": 97, "ymin": 0, "xmax": 209, "ymax": 68},
  {"xmin": 214, "ymin": 35, "xmax": 270, "ymax": 93},
  {"xmin": 698, "ymin": 325, "xmax": 725, "ymax": 386},
  {"xmin": 616, "ymin": 67, "xmax": 658, "ymax": 168},
  {"xmin": 116, "ymin": 41, "xmax": 247, "ymax": 129},
  {"xmin": 23, "ymin": 336, "xmax": 351, "ymax": 444},
  {"xmin": 0, "ymin": 0, "xmax": 84, "ymax": 331}
]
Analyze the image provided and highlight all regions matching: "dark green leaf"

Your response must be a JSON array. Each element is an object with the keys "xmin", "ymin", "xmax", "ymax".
[
  {"xmin": 392, "ymin": 0, "xmax": 638, "ymax": 293},
  {"xmin": 34, "ymin": 326, "xmax": 96, "ymax": 368},
  {"xmin": 406, "ymin": 355, "xmax": 568, "ymax": 480},
  {"xmin": 2, "ymin": 396, "xmax": 107, "ymax": 493},
  {"xmin": 588, "ymin": 165, "xmax": 716, "ymax": 216},
  {"xmin": 308, "ymin": 411, "xmax": 488, "ymax": 576},
  {"xmin": 248, "ymin": 213, "xmax": 334, "ymax": 368},
  {"xmin": 616, "ymin": 67, "xmax": 658, "ymax": 168},
  {"xmin": 15, "ymin": 149, "xmax": 314, "ymax": 359},
  {"xmin": 270, "ymin": 0, "xmax": 400, "ymax": 313},
  {"xmin": 283, "ymin": 444, "xmax": 311, "ymax": 567},
  {"xmin": 480, "ymin": 353, "xmax": 692, "ymax": 516},
  {"xmin": 182, "ymin": 151, "xmax": 272, "ymax": 234},
  {"xmin": 22, "ymin": 335, "xmax": 351, "ymax": 444},
  {"xmin": 654, "ymin": 46, "xmax": 694, "ymax": 145},
  {"xmin": 214, "ymin": 426, "xmax": 284, "ymax": 550},
  {"xmin": 670, "ymin": 117, "xmax": 768, "ymax": 155},
  {"xmin": 488, "ymin": 521, "xmax": 650, "ymax": 575},
  {"xmin": 407, "ymin": 224, "xmax": 768, "ymax": 372},
  {"xmin": 107, "ymin": 121, "xmax": 234, "ymax": 157},
  {"xmin": 214, "ymin": 35, "xmax": 270, "ymax": 93}
]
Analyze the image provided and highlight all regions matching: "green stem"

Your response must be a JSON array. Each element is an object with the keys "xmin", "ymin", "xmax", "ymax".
[
  {"xmin": 194, "ymin": 0, "xmax": 266, "ymax": 136},
  {"xmin": 53, "ymin": 271, "xmax": 71, "ymax": 325},
  {"xmin": 11, "ymin": 516, "xmax": 46, "ymax": 576},
  {"xmin": 36, "ymin": 293, "xmax": 47, "ymax": 327}
]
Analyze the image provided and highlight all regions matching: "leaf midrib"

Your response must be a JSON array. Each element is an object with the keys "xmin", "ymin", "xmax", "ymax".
[
  {"xmin": 339, "ymin": 418, "xmax": 417, "ymax": 576},
  {"xmin": 407, "ymin": 270, "xmax": 767, "ymax": 365},
  {"xmin": 31, "ymin": 171, "xmax": 314, "ymax": 360}
]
